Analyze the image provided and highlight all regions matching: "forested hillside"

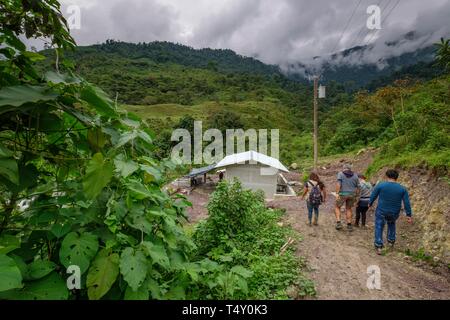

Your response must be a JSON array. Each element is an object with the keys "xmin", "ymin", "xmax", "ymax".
[
  {"xmin": 41, "ymin": 40, "xmax": 450, "ymax": 173},
  {"xmin": 320, "ymin": 74, "xmax": 450, "ymax": 174},
  {"xmin": 287, "ymin": 42, "xmax": 445, "ymax": 90}
]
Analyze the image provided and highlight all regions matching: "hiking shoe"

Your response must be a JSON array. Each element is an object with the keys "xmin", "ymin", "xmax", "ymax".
[
  {"xmin": 335, "ymin": 222, "xmax": 343, "ymax": 230},
  {"xmin": 347, "ymin": 224, "xmax": 353, "ymax": 232},
  {"xmin": 387, "ymin": 241, "xmax": 395, "ymax": 250},
  {"xmin": 376, "ymin": 247, "xmax": 383, "ymax": 256}
]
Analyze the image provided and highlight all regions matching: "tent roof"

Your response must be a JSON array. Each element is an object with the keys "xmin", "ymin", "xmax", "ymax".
[{"xmin": 215, "ymin": 151, "xmax": 289, "ymax": 172}]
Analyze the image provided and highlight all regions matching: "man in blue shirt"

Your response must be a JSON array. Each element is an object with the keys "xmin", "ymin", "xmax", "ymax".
[{"xmin": 370, "ymin": 169, "xmax": 413, "ymax": 255}]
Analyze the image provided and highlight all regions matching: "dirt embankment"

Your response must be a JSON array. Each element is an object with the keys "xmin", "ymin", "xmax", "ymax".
[{"xmin": 371, "ymin": 167, "xmax": 450, "ymax": 265}]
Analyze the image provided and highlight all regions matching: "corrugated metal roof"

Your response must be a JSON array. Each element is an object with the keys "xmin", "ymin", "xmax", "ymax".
[
  {"xmin": 215, "ymin": 151, "xmax": 289, "ymax": 172},
  {"xmin": 187, "ymin": 164, "xmax": 217, "ymax": 178}
]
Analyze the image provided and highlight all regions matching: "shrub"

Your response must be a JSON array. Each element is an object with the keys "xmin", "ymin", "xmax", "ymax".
[{"xmin": 193, "ymin": 180, "xmax": 316, "ymax": 299}]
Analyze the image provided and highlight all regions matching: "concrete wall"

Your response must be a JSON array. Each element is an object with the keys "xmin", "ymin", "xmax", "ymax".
[{"xmin": 225, "ymin": 164, "xmax": 278, "ymax": 199}]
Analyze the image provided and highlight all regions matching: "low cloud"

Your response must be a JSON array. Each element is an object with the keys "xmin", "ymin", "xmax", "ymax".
[{"xmin": 38, "ymin": 0, "xmax": 450, "ymax": 69}]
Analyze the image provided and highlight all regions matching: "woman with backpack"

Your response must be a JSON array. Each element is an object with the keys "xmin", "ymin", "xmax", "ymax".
[{"xmin": 301, "ymin": 173, "xmax": 327, "ymax": 226}]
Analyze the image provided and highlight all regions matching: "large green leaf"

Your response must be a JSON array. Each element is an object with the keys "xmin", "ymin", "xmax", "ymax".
[
  {"xmin": 142, "ymin": 242, "xmax": 170, "ymax": 269},
  {"xmin": 125, "ymin": 210, "xmax": 153, "ymax": 234},
  {"xmin": 50, "ymin": 223, "xmax": 71, "ymax": 239},
  {"xmin": 0, "ymin": 143, "xmax": 19, "ymax": 185},
  {"xmin": 27, "ymin": 260, "xmax": 56, "ymax": 280},
  {"xmin": 83, "ymin": 153, "xmax": 114, "ymax": 199},
  {"xmin": 45, "ymin": 71, "xmax": 81, "ymax": 84},
  {"xmin": 86, "ymin": 249, "xmax": 120, "ymax": 300},
  {"xmin": 114, "ymin": 155, "xmax": 139, "ymax": 178},
  {"xmin": 0, "ymin": 143, "xmax": 14, "ymax": 158},
  {"xmin": 0, "ymin": 272, "xmax": 68, "ymax": 300},
  {"xmin": 119, "ymin": 248, "xmax": 148, "ymax": 292},
  {"xmin": 80, "ymin": 85, "xmax": 117, "ymax": 118},
  {"xmin": 126, "ymin": 180, "xmax": 154, "ymax": 200},
  {"xmin": 115, "ymin": 131, "xmax": 138, "ymax": 149},
  {"xmin": 59, "ymin": 232, "xmax": 99, "ymax": 274},
  {"xmin": 0, "ymin": 235, "xmax": 20, "ymax": 255},
  {"xmin": 0, "ymin": 254, "xmax": 22, "ymax": 292},
  {"xmin": 140, "ymin": 165, "xmax": 163, "ymax": 182},
  {"xmin": 0, "ymin": 85, "xmax": 57, "ymax": 113},
  {"xmin": 124, "ymin": 285, "xmax": 149, "ymax": 300}
]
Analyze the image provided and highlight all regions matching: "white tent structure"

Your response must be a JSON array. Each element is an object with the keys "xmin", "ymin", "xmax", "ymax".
[{"xmin": 215, "ymin": 151, "xmax": 293, "ymax": 200}]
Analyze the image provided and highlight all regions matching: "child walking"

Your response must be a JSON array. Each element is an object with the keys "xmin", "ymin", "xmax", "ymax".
[
  {"xmin": 355, "ymin": 174, "xmax": 373, "ymax": 228},
  {"xmin": 301, "ymin": 173, "xmax": 327, "ymax": 226}
]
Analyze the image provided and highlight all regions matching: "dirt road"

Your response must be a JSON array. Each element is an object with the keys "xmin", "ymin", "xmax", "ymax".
[{"xmin": 268, "ymin": 154, "xmax": 450, "ymax": 300}]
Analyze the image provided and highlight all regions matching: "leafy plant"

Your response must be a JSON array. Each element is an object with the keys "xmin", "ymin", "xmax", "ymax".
[
  {"xmin": 0, "ymin": 0, "xmax": 237, "ymax": 301},
  {"xmin": 435, "ymin": 38, "xmax": 450, "ymax": 71},
  {"xmin": 193, "ymin": 180, "xmax": 315, "ymax": 299}
]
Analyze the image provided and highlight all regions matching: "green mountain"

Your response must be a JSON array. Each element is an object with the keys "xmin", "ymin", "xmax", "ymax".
[
  {"xmin": 72, "ymin": 40, "xmax": 281, "ymax": 76},
  {"xmin": 39, "ymin": 40, "xmax": 449, "ymax": 171},
  {"xmin": 286, "ymin": 43, "xmax": 444, "ymax": 90}
]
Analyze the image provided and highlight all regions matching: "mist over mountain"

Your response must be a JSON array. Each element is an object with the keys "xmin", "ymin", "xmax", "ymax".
[{"xmin": 283, "ymin": 31, "xmax": 447, "ymax": 89}]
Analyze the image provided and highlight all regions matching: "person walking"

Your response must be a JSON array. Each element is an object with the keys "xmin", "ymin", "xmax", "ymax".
[
  {"xmin": 355, "ymin": 174, "xmax": 373, "ymax": 228},
  {"xmin": 369, "ymin": 169, "xmax": 413, "ymax": 255},
  {"xmin": 301, "ymin": 172, "xmax": 327, "ymax": 226},
  {"xmin": 335, "ymin": 164, "xmax": 360, "ymax": 231}
]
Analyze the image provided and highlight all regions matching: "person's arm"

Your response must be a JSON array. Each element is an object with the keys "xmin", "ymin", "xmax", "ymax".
[
  {"xmin": 321, "ymin": 185, "xmax": 327, "ymax": 202},
  {"xmin": 301, "ymin": 184, "xmax": 309, "ymax": 200},
  {"xmin": 403, "ymin": 189, "xmax": 413, "ymax": 223},
  {"xmin": 369, "ymin": 184, "xmax": 380, "ymax": 207}
]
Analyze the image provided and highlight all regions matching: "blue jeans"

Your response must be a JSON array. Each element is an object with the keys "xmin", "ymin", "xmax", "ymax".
[
  {"xmin": 307, "ymin": 202, "xmax": 319, "ymax": 223},
  {"xmin": 374, "ymin": 209, "xmax": 399, "ymax": 248}
]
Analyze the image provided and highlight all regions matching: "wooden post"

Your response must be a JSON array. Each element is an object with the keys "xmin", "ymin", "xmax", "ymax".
[{"xmin": 313, "ymin": 76, "xmax": 319, "ymax": 171}]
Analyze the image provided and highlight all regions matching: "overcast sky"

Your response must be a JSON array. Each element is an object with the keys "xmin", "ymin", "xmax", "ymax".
[{"xmin": 56, "ymin": 0, "xmax": 450, "ymax": 67}]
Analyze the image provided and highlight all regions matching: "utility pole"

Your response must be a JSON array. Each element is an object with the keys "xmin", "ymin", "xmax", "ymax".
[{"xmin": 313, "ymin": 76, "xmax": 319, "ymax": 171}]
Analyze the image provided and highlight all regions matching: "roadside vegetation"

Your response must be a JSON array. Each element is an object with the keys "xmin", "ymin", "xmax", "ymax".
[
  {"xmin": 0, "ymin": 0, "xmax": 314, "ymax": 301},
  {"xmin": 193, "ymin": 180, "xmax": 316, "ymax": 299}
]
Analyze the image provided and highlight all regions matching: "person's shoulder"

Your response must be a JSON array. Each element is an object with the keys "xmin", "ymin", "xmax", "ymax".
[{"xmin": 375, "ymin": 181, "xmax": 386, "ymax": 188}]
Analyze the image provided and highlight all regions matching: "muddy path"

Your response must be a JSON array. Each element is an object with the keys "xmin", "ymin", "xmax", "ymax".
[{"xmin": 268, "ymin": 153, "xmax": 450, "ymax": 300}]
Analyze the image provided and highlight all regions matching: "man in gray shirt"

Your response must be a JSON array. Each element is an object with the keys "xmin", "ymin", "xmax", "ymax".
[{"xmin": 335, "ymin": 164, "xmax": 360, "ymax": 231}]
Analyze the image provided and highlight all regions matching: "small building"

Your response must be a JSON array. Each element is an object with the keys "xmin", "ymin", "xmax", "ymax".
[{"xmin": 215, "ymin": 151, "xmax": 294, "ymax": 200}]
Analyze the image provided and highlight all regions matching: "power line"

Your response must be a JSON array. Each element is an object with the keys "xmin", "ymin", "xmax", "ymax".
[
  {"xmin": 364, "ymin": 0, "xmax": 401, "ymax": 46},
  {"xmin": 331, "ymin": 0, "xmax": 364, "ymax": 53}
]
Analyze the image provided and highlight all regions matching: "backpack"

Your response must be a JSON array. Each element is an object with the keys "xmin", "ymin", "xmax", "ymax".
[{"xmin": 308, "ymin": 181, "xmax": 322, "ymax": 206}]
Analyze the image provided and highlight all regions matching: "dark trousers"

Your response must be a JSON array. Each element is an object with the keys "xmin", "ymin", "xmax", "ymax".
[{"xmin": 355, "ymin": 203, "xmax": 369, "ymax": 226}]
